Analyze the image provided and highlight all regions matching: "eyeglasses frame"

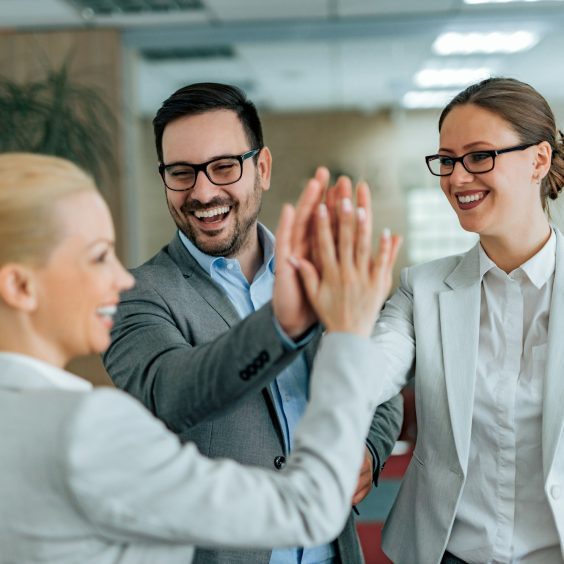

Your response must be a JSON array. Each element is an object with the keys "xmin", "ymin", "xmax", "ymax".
[
  {"xmin": 158, "ymin": 148, "xmax": 261, "ymax": 191},
  {"xmin": 425, "ymin": 143, "xmax": 536, "ymax": 177}
]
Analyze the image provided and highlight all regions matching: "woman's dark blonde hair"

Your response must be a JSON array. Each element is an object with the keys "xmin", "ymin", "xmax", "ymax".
[
  {"xmin": 439, "ymin": 78, "xmax": 564, "ymax": 212},
  {"xmin": 0, "ymin": 153, "xmax": 97, "ymax": 266}
]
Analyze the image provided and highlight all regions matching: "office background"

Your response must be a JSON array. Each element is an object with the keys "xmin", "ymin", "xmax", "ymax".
[{"xmin": 2, "ymin": 2, "xmax": 564, "ymax": 561}]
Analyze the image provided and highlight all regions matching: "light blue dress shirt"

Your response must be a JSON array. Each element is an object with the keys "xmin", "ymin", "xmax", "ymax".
[{"xmin": 179, "ymin": 227, "xmax": 336, "ymax": 564}]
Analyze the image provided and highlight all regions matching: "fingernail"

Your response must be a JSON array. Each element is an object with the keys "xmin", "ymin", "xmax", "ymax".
[
  {"xmin": 382, "ymin": 227, "xmax": 391, "ymax": 239},
  {"xmin": 288, "ymin": 256, "xmax": 300, "ymax": 269},
  {"xmin": 342, "ymin": 198, "xmax": 352, "ymax": 213},
  {"xmin": 318, "ymin": 203, "xmax": 328, "ymax": 218},
  {"xmin": 357, "ymin": 207, "xmax": 367, "ymax": 222}
]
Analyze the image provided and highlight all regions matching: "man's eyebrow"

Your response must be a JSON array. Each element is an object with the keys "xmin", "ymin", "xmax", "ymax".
[{"xmin": 163, "ymin": 152, "xmax": 245, "ymax": 166}]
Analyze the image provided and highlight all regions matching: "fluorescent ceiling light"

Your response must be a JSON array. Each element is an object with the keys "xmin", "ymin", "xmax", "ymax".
[
  {"xmin": 465, "ymin": 0, "xmax": 563, "ymax": 3},
  {"xmin": 415, "ymin": 68, "xmax": 491, "ymax": 88},
  {"xmin": 433, "ymin": 31, "xmax": 539, "ymax": 55},
  {"xmin": 402, "ymin": 90, "xmax": 460, "ymax": 109}
]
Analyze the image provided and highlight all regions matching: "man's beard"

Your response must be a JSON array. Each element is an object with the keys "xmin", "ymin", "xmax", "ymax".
[{"xmin": 171, "ymin": 175, "xmax": 263, "ymax": 258}]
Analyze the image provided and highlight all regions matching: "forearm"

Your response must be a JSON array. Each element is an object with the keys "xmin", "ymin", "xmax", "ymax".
[
  {"xmin": 72, "ymin": 334, "xmax": 381, "ymax": 549},
  {"xmin": 104, "ymin": 300, "xmax": 301, "ymax": 432}
]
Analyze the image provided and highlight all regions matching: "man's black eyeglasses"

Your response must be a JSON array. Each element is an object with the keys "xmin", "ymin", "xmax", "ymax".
[
  {"xmin": 159, "ymin": 148, "xmax": 261, "ymax": 191},
  {"xmin": 425, "ymin": 143, "xmax": 535, "ymax": 177}
]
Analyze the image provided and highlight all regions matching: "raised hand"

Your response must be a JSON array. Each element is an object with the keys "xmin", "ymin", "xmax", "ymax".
[
  {"xmin": 296, "ymin": 180, "xmax": 402, "ymax": 337},
  {"xmin": 272, "ymin": 167, "xmax": 330, "ymax": 339}
]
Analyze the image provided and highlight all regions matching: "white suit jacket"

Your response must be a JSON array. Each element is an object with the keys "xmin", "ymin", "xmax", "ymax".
[
  {"xmin": 374, "ymin": 230, "xmax": 564, "ymax": 564},
  {"xmin": 0, "ymin": 333, "xmax": 379, "ymax": 564}
]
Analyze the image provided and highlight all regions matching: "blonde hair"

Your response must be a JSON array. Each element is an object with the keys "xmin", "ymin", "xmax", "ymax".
[{"xmin": 0, "ymin": 153, "xmax": 97, "ymax": 266}]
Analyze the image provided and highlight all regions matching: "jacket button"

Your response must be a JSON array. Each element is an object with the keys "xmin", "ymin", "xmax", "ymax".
[
  {"xmin": 551, "ymin": 485, "xmax": 561, "ymax": 500},
  {"xmin": 274, "ymin": 456, "xmax": 286, "ymax": 470}
]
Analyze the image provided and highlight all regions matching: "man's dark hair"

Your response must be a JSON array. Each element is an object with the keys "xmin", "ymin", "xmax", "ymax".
[{"xmin": 153, "ymin": 82, "xmax": 264, "ymax": 163}]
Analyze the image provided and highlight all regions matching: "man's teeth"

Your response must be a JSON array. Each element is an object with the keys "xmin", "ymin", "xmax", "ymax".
[
  {"xmin": 457, "ymin": 192, "xmax": 485, "ymax": 204},
  {"xmin": 96, "ymin": 305, "xmax": 117, "ymax": 317},
  {"xmin": 194, "ymin": 206, "xmax": 230, "ymax": 219}
]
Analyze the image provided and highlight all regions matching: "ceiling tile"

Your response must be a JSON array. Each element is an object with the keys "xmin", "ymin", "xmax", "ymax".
[
  {"xmin": 202, "ymin": 0, "xmax": 329, "ymax": 22},
  {"xmin": 0, "ymin": 0, "xmax": 80, "ymax": 28},
  {"xmin": 337, "ymin": 0, "xmax": 459, "ymax": 17}
]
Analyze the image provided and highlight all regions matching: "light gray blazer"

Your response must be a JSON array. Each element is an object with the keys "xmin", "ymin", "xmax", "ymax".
[
  {"xmin": 104, "ymin": 233, "xmax": 403, "ymax": 564},
  {"xmin": 0, "ymin": 335, "xmax": 380, "ymax": 564},
  {"xmin": 370, "ymin": 229, "xmax": 564, "ymax": 564}
]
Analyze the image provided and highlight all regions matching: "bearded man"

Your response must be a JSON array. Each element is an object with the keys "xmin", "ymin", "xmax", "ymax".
[{"xmin": 104, "ymin": 82, "xmax": 403, "ymax": 564}]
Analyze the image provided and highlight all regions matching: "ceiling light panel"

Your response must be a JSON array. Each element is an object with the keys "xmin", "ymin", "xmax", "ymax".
[
  {"xmin": 414, "ymin": 67, "xmax": 491, "ymax": 87},
  {"xmin": 433, "ymin": 31, "xmax": 539, "ymax": 55},
  {"xmin": 402, "ymin": 90, "xmax": 460, "ymax": 109}
]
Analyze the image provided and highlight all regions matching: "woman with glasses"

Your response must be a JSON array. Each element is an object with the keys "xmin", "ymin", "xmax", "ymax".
[
  {"xmin": 0, "ymin": 153, "xmax": 401, "ymax": 563},
  {"xmin": 300, "ymin": 78, "xmax": 564, "ymax": 564}
]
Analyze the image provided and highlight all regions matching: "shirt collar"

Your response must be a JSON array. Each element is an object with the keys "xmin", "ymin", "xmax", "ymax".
[
  {"xmin": 478, "ymin": 228, "xmax": 556, "ymax": 288},
  {"xmin": 178, "ymin": 223, "xmax": 276, "ymax": 276},
  {"xmin": 0, "ymin": 352, "xmax": 92, "ymax": 391}
]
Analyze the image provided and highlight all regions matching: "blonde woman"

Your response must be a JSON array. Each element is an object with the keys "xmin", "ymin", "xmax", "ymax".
[{"xmin": 0, "ymin": 153, "xmax": 400, "ymax": 564}]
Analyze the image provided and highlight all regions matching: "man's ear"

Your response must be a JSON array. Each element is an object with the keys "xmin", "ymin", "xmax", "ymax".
[
  {"xmin": 0, "ymin": 264, "xmax": 38, "ymax": 312},
  {"xmin": 533, "ymin": 141, "xmax": 552, "ymax": 182},
  {"xmin": 257, "ymin": 146, "xmax": 272, "ymax": 193}
]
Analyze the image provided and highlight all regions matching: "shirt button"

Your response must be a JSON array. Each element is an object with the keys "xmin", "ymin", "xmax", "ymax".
[
  {"xmin": 550, "ymin": 485, "xmax": 561, "ymax": 500},
  {"xmin": 226, "ymin": 263, "xmax": 234, "ymax": 270},
  {"xmin": 274, "ymin": 456, "xmax": 286, "ymax": 470}
]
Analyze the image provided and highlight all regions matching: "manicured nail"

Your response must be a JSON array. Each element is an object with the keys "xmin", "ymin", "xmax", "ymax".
[
  {"xmin": 382, "ymin": 227, "xmax": 391, "ymax": 239},
  {"xmin": 318, "ymin": 203, "xmax": 328, "ymax": 218},
  {"xmin": 342, "ymin": 198, "xmax": 353, "ymax": 213},
  {"xmin": 357, "ymin": 207, "xmax": 367, "ymax": 222},
  {"xmin": 288, "ymin": 256, "xmax": 300, "ymax": 269}
]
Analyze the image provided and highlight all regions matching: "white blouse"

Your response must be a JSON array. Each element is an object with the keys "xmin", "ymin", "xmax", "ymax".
[{"xmin": 447, "ymin": 231, "xmax": 561, "ymax": 563}]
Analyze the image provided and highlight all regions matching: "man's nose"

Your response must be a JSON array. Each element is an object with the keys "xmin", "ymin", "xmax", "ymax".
[{"xmin": 190, "ymin": 169, "xmax": 219, "ymax": 201}]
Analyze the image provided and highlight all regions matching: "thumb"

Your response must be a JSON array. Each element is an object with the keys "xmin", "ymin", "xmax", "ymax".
[{"xmin": 296, "ymin": 258, "xmax": 320, "ymax": 307}]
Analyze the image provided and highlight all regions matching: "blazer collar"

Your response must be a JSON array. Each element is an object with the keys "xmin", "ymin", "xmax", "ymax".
[
  {"xmin": 0, "ymin": 353, "xmax": 92, "ymax": 392},
  {"xmin": 439, "ymin": 250, "xmax": 481, "ymax": 472},
  {"xmin": 167, "ymin": 233, "xmax": 241, "ymax": 327},
  {"xmin": 443, "ymin": 242, "xmax": 481, "ymax": 290}
]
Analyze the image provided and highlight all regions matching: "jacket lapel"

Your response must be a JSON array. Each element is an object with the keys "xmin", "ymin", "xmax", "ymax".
[
  {"xmin": 439, "ymin": 244, "xmax": 481, "ymax": 472},
  {"xmin": 542, "ymin": 229, "xmax": 564, "ymax": 479},
  {"xmin": 168, "ymin": 234, "xmax": 241, "ymax": 327}
]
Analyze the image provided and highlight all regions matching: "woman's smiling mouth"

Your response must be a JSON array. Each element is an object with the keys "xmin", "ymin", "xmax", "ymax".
[{"xmin": 455, "ymin": 190, "xmax": 489, "ymax": 210}]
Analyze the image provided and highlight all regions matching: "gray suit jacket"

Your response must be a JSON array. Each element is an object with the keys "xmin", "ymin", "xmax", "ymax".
[
  {"xmin": 104, "ymin": 233, "xmax": 403, "ymax": 564},
  {"xmin": 0, "ymin": 336, "xmax": 382, "ymax": 564},
  {"xmin": 362, "ymin": 231, "xmax": 564, "ymax": 564}
]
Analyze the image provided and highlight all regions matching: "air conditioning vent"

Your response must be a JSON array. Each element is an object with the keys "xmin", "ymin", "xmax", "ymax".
[
  {"xmin": 67, "ymin": 0, "xmax": 204, "ymax": 16},
  {"xmin": 142, "ymin": 46, "xmax": 235, "ymax": 61}
]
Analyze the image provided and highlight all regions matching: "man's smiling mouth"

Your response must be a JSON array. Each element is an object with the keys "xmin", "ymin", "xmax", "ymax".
[{"xmin": 190, "ymin": 206, "xmax": 232, "ymax": 224}]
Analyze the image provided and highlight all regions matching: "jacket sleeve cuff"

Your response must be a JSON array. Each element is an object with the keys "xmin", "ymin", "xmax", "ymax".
[
  {"xmin": 365, "ymin": 438, "xmax": 382, "ymax": 487},
  {"xmin": 272, "ymin": 313, "xmax": 318, "ymax": 351}
]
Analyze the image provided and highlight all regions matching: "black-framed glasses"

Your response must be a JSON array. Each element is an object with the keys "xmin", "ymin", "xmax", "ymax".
[
  {"xmin": 158, "ymin": 148, "xmax": 261, "ymax": 191},
  {"xmin": 425, "ymin": 143, "xmax": 535, "ymax": 177}
]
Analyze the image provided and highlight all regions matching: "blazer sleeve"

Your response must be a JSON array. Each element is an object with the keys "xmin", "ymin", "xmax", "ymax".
[
  {"xmin": 103, "ymin": 274, "xmax": 310, "ymax": 433},
  {"xmin": 367, "ymin": 266, "xmax": 417, "ymax": 411},
  {"xmin": 66, "ymin": 334, "xmax": 380, "ymax": 549},
  {"xmin": 365, "ymin": 393, "xmax": 404, "ymax": 484}
]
